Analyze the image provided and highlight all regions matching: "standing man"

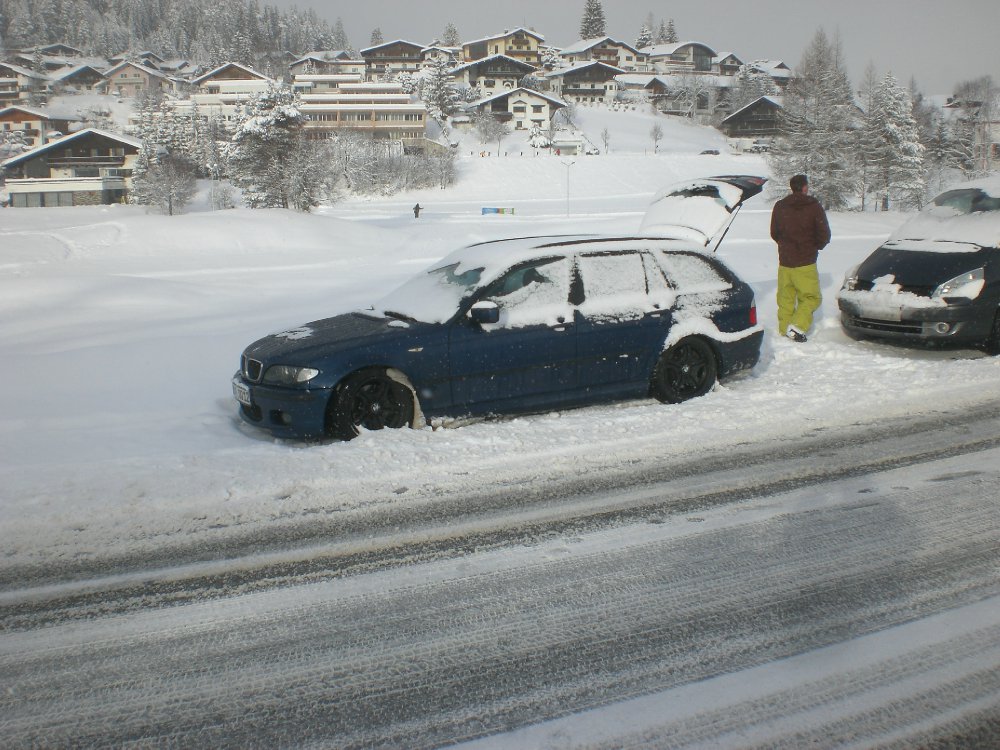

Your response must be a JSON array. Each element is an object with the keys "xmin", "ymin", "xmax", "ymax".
[
  {"xmin": 413, "ymin": 203, "xmax": 422, "ymax": 218},
  {"xmin": 769, "ymin": 174, "xmax": 831, "ymax": 342}
]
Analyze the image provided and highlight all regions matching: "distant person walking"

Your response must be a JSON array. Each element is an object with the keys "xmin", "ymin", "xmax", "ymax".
[
  {"xmin": 413, "ymin": 203, "xmax": 422, "ymax": 218},
  {"xmin": 769, "ymin": 174, "xmax": 831, "ymax": 342}
]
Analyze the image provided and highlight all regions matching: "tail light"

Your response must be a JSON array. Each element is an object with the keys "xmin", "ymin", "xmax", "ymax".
[{"xmin": 749, "ymin": 304, "xmax": 758, "ymax": 326}]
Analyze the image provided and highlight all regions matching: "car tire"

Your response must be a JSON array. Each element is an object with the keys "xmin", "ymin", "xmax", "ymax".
[
  {"xmin": 984, "ymin": 310, "xmax": 1000, "ymax": 356},
  {"xmin": 650, "ymin": 337, "xmax": 718, "ymax": 403},
  {"xmin": 327, "ymin": 367, "xmax": 415, "ymax": 440}
]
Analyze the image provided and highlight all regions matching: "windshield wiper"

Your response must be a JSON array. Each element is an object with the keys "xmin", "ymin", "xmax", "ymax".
[{"xmin": 383, "ymin": 310, "xmax": 418, "ymax": 323}]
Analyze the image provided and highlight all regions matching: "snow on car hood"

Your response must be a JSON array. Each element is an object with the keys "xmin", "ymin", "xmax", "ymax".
[
  {"xmin": 887, "ymin": 177, "xmax": 1000, "ymax": 251},
  {"xmin": 638, "ymin": 175, "xmax": 765, "ymax": 246}
]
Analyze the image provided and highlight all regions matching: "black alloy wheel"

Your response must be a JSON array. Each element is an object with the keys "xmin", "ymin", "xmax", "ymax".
[
  {"xmin": 328, "ymin": 368, "xmax": 415, "ymax": 440},
  {"xmin": 651, "ymin": 337, "xmax": 718, "ymax": 403}
]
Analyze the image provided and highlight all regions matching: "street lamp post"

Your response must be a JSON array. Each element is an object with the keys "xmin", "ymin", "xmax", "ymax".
[{"xmin": 562, "ymin": 159, "xmax": 575, "ymax": 217}]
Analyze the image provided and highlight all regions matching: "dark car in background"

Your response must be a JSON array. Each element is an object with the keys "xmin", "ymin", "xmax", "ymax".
[
  {"xmin": 838, "ymin": 178, "xmax": 1000, "ymax": 354},
  {"xmin": 233, "ymin": 176, "xmax": 766, "ymax": 440}
]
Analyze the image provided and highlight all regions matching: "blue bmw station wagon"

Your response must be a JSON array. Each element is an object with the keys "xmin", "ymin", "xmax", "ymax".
[{"xmin": 234, "ymin": 176, "xmax": 766, "ymax": 439}]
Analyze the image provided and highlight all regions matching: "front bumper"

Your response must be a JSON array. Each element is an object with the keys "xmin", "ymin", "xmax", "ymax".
[
  {"xmin": 838, "ymin": 297, "xmax": 993, "ymax": 347},
  {"xmin": 232, "ymin": 373, "xmax": 332, "ymax": 439}
]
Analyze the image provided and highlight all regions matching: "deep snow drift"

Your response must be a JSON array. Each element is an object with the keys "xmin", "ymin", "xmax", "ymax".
[{"xmin": 1, "ymin": 107, "xmax": 998, "ymax": 567}]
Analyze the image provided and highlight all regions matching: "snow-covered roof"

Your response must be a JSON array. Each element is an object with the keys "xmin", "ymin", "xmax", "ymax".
[
  {"xmin": 464, "ymin": 27, "xmax": 544, "ymax": 46},
  {"xmin": 2, "ymin": 128, "xmax": 141, "ymax": 169},
  {"xmin": 722, "ymin": 96, "xmax": 784, "ymax": 123},
  {"xmin": 545, "ymin": 61, "xmax": 626, "ymax": 79},
  {"xmin": 103, "ymin": 59, "xmax": 171, "ymax": 80},
  {"xmin": 51, "ymin": 64, "xmax": 107, "ymax": 81},
  {"xmin": 464, "ymin": 87, "xmax": 566, "ymax": 109},
  {"xmin": 360, "ymin": 40, "xmax": 425, "ymax": 55},
  {"xmin": 450, "ymin": 55, "xmax": 537, "ymax": 75},
  {"xmin": 559, "ymin": 36, "xmax": 642, "ymax": 56},
  {"xmin": 641, "ymin": 41, "xmax": 718, "ymax": 58},
  {"xmin": 749, "ymin": 60, "xmax": 792, "ymax": 77},
  {"xmin": 0, "ymin": 104, "xmax": 80, "ymax": 121},
  {"xmin": 0, "ymin": 61, "xmax": 49, "ymax": 79},
  {"xmin": 192, "ymin": 62, "xmax": 272, "ymax": 85}
]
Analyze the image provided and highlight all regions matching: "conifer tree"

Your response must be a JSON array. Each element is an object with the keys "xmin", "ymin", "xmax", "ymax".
[
  {"xmin": 442, "ymin": 23, "xmax": 461, "ymax": 47},
  {"xmin": 866, "ymin": 72, "xmax": 925, "ymax": 210},
  {"xmin": 768, "ymin": 28, "xmax": 857, "ymax": 209},
  {"xmin": 635, "ymin": 24, "xmax": 652, "ymax": 50},
  {"xmin": 370, "ymin": 28, "xmax": 383, "ymax": 47},
  {"xmin": 665, "ymin": 19, "xmax": 678, "ymax": 43},
  {"xmin": 579, "ymin": 0, "xmax": 606, "ymax": 39}
]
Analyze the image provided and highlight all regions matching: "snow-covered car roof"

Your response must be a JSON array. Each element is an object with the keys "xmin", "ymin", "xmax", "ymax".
[
  {"xmin": 373, "ymin": 235, "xmax": 717, "ymax": 325},
  {"xmin": 887, "ymin": 177, "xmax": 1000, "ymax": 251}
]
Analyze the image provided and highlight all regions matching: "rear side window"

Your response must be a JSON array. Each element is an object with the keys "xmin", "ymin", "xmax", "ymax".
[
  {"xmin": 577, "ymin": 251, "xmax": 651, "ymax": 320},
  {"xmin": 656, "ymin": 252, "xmax": 731, "ymax": 294},
  {"xmin": 932, "ymin": 188, "xmax": 1000, "ymax": 214}
]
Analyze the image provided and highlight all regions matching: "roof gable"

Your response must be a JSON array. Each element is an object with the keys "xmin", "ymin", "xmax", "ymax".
[
  {"xmin": 2, "ymin": 128, "xmax": 142, "ymax": 169},
  {"xmin": 192, "ymin": 62, "xmax": 271, "ymax": 85}
]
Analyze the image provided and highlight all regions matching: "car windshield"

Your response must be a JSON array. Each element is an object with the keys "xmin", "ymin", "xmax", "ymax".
[{"xmin": 375, "ymin": 262, "xmax": 485, "ymax": 324}]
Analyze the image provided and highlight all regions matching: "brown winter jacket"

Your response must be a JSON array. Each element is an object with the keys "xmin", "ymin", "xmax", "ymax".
[{"xmin": 769, "ymin": 192, "xmax": 831, "ymax": 268}]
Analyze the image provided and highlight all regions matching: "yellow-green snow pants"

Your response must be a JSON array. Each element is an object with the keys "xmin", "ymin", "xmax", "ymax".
[{"xmin": 777, "ymin": 263, "xmax": 821, "ymax": 335}]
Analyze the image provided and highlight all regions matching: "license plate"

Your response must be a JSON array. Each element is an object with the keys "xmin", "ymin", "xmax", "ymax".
[
  {"xmin": 232, "ymin": 378, "xmax": 252, "ymax": 406},
  {"xmin": 862, "ymin": 304, "xmax": 903, "ymax": 322}
]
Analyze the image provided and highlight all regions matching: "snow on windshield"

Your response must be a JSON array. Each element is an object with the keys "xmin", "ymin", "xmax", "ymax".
[
  {"xmin": 375, "ymin": 261, "xmax": 484, "ymax": 323},
  {"xmin": 889, "ymin": 181, "xmax": 1000, "ymax": 250}
]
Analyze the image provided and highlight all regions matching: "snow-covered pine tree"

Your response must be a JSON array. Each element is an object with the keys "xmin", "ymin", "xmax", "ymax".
[
  {"xmin": 635, "ymin": 24, "xmax": 652, "ymax": 50},
  {"xmin": 768, "ymin": 28, "xmax": 857, "ymax": 209},
  {"xmin": 656, "ymin": 21, "xmax": 669, "ymax": 45},
  {"xmin": 332, "ymin": 17, "xmax": 351, "ymax": 53},
  {"xmin": 370, "ymin": 27, "xmax": 383, "ymax": 47},
  {"xmin": 227, "ymin": 85, "xmax": 334, "ymax": 210},
  {"xmin": 579, "ymin": 0, "xmax": 606, "ymax": 39},
  {"xmin": 730, "ymin": 64, "xmax": 778, "ymax": 112},
  {"xmin": 442, "ymin": 23, "xmax": 461, "ymax": 47},
  {"xmin": 866, "ymin": 72, "xmax": 925, "ymax": 210},
  {"xmin": 665, "ymin": 19, "xmax": 678, "ymax": 44},
  {"xmin": 421, "ymin": 56, "xmax": 461, "ymax": 124}
]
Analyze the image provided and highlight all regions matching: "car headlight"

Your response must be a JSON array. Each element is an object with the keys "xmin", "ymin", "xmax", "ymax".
[
  {"xmin": 932, "ymin": 268, "xmax": 985, "ymax": 299},
  {"xmin": 841, "ymin": 264, "xmax": 860, "ymax": 291},
  {"xmin": 262, "ymin": 365, "xmax": 320, "ymax": 385}
]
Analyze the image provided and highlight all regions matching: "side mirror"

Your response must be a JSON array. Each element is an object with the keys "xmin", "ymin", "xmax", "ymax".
[{"xmin": 469, "ymin": 300, "xmax": 500, "ymax": 325}]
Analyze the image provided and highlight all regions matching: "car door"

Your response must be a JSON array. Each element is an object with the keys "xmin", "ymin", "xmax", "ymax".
[
  {"xmin": 448, "ymin": 256, "xmax": 577, "ymax": 413},
  {"xmin": 574, "ymin": 250, "xmax": 671, "ymax": 398}
]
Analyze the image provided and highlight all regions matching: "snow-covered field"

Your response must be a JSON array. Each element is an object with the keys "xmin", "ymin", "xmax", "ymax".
[{"xmin": 2, "ymin": 108, "xmax": 998, "ymax": 567}]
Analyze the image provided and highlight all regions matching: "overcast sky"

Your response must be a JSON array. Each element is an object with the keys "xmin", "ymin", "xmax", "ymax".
[{"xmin": 274, "ymin": 0, "xmax": 998, "ymax": 96}]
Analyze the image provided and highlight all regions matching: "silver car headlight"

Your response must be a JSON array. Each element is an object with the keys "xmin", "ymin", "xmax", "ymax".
[
  {"xmin": 841, "ymin": 264, "xmax": 860, "ymax": 291},
  {"xmin": 263, "ymin": 365, "xmax": 320, "ymax": 385},
  {"xmin": 932, "ymin": 267, "xmax": 985, "ymax": 299}
]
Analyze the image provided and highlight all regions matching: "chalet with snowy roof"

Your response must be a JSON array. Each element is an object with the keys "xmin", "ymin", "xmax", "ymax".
[
  {"xmin": 463, "ymin": 87, "xmax": 566, "ymax": 131},
  {"xmin": 100, "ymin": 60, "xmax": 172, "ymax": 98},
  {"xmin": 0, "ymin": 62, "xmax": 49, "ymax": 103},
  {"xmin": 714, "ymin": 52, "xmax": 744, "ymax": 77},
  {"xmin": 421, "ymin": 45, "xmax": 460, "ymax": 68},
  {"xmin": 50, "ymin": 64, "xmax": 107, "ymax": 92},
  {"xmin": 360, "ymin": 40, "xmax": 425, "ymax": 79},
  {"xmin": 292, "ymin": 73, "xmax": 365, "ymax": 94},
  {"xmin": 450, "ymin": 55, "xmax": 537, "ymax": 98},
  {"xmin": 642, "ymin": 41, "xmax": 717, "ymax": 75},
  {"xmin": 108, "ymin": 51, "xmax": 166, "ymax": 69},
  {"xmin": 747, "ymin": 60, "xmax": 792, "ymax": 90},
  {"xmin": 164, "ymin": 63, "xmax": 274, "ymax": 123},
  {"xmin": 0, "ymin": 105, "xmax": 79, "ymax": 148},
  {"xmin": 18, "ymin": 43, "xmax": 85, "ymax": 58},
  {"xmin": 462, "ymin": 28, "xmax": 544, "ymax": 67},
  {"xmin": 288, "ymin": 51, "xmax": 361, "ymax": 77},
  {"xmin": 720, "ymin": 95, "xmax": 783, "ymax": 138},
  {"xmin": 545, "ymin": 61, "xmax": 625, "ymax": 104},
  {"xmin": 1, "ymin": 128, "xmax": 140, "ymax": 207},
  {"xmin": 559, "ymin": 37, "xmax": 645, "ymax": 72}
]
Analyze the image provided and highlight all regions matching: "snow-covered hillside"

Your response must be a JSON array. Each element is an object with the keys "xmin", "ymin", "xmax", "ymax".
[{"xmin": 1, "ymin": 111, "xmax": 998, "ymax": 567}]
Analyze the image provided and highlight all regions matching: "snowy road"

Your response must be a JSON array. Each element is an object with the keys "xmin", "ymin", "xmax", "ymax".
[{"xmin": 3, "ymin": 408, "xmax": 999, "ymax": 748}]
